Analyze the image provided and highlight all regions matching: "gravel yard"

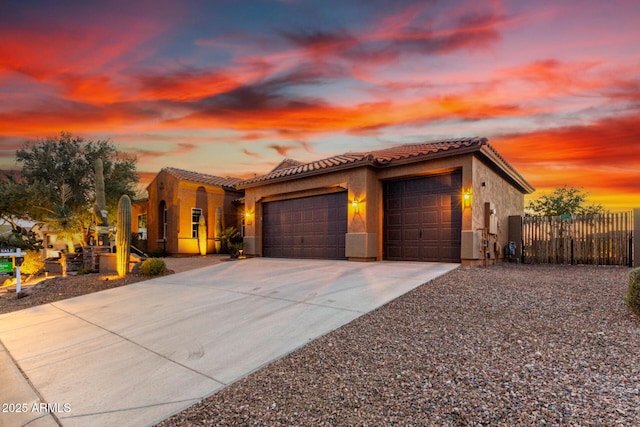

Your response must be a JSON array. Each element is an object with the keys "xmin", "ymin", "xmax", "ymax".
[{"xmin": 159, "ymin": 264, "xmax": 639, "ymax": 426}]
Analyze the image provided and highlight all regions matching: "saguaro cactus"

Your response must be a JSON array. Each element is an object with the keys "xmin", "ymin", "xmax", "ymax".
[
  {"xmin": 198, "ymin": 214, "xmax": 207, "ymax": 256},
  {"xmin": 116, "ymin": 195, "xmax": 131, "ymax": 277},
  {"xmin": 214, "ymin": 206, "xmax": 223, "ymax": 253}
]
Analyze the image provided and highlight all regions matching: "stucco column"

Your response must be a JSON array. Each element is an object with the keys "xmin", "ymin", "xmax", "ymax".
[
  {"xmin": 243, "ymin": 191, "xmax": 259, "ymax": 256},
  {"xmin": 345, "ymin": 168, "xmax": 378, "ymax": 261}
]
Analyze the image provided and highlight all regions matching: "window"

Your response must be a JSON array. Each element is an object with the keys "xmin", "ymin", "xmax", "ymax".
[
  {"xmin": 191, "ymin": 208, "xmax": 202, "ymax": 238},
  {"xmin": 137, "ymin": 214, "xmax": 147, "ymax": 240}
]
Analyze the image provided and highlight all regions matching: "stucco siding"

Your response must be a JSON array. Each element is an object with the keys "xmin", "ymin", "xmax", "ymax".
[
  {"xmin": 145, "ymin": 170, "xmax": 243, "ymax": 255},
  {"xmin": 471, "ymin": 156, "xmax": 525, "ymax": 260}
]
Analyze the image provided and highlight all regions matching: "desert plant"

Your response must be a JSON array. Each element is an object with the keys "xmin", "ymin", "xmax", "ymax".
[
  {"xmin": 116, "ymin": 195, "xmax": 131, "ymax": 277},
  {"xmin": 20, "ymin": 250, "xmax": 45, "ymax": 276},
  {"xmin": 139, "ymin": 258, "xmax": 166, "ymax": 276},
  {"xmin": 214, "ymin": 206, "xmax": 222, "ymax": 253},
  {"xmin": 76, "ymin": 266, "xmax": 95, "ymax": 275},
  {"xmin": 219, "ymin": 226, "xmax": 242, "ymax": 257},
  {"xmin": 627, "ymin": 267, "xmax": 640, "ymax": 315},
  {"xmin": 198, "ymin": 214, "xmax": 207, "ymax": 256}
]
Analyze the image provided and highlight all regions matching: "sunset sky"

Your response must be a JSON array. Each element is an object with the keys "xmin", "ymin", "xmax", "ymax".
[{"xmin": 1, "ymin": 0, "xmax": 638, "ymax": 210}]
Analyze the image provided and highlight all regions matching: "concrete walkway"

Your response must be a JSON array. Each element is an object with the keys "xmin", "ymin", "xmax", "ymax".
[{"xmin": 0, "ymin": 259, "xmax": 457, "ymax": 426}]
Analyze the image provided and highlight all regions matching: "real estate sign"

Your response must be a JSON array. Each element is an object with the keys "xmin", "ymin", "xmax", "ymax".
[{"xmin": 0, "ymin": 257, "xmax": 12, "ymax": 274}]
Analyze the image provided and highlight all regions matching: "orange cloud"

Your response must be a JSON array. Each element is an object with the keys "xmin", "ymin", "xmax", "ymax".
[{"xmin": 493, "ymin": 114, "xmax": 640, "ymax": 211}]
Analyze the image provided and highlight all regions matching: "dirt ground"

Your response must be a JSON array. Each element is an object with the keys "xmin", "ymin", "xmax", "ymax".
[{"xmin": 0, "ymin": 255, "xmax": 230, "ymax": 315}]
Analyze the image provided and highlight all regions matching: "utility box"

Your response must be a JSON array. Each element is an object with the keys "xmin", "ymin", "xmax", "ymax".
[
  {"xmin": 461, "ymin": 230, "xmax": 482, "ymax": 260},
  {"xmin": 485, "ymin": 202, "xmax": 497, "ymax": 235},
  {"xmin": 508, "ymin": 215, "xmax": 523, "ymax": 260}
]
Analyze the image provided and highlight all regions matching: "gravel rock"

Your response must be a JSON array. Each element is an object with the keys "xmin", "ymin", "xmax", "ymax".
[{"xmin": 158, "ymin": 264, "xmax": 639, "ymax": 426}]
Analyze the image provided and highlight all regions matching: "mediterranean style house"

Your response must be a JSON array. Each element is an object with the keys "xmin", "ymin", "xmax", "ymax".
[
  {"xmin": 135, "ymin": 137, "xmax": 534, "ymax": 265},
  {"xmin": 133, "ymin": 167, "xmax": 243, "ymax": 255}
]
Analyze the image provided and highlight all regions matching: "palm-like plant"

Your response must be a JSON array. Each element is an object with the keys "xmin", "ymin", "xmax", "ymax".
[{"xmin": 218, "ymin": 227, "xmax": 243, "ymax": 258}]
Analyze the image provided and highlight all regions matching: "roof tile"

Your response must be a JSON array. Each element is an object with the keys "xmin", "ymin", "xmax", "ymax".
[
  {"xmin": 163, "ymin": 167, "xmax": 242, "ymax": 189},
  {"xmin": 238, "ymin": 137, "xmax": 486, "ymax": 186}
]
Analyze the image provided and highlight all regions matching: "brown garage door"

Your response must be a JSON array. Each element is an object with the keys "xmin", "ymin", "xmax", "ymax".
[
  {"xmin": 383, "ymin": 171, "xmax": 462, "ymax": 262},
  {"xmin": 262, "ymin": 192, "xmax": 347, "ymax": 259}
]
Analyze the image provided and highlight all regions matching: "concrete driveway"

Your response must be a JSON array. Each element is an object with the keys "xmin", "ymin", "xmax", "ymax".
[{"xmin": 0, "ymin": 258, "xmax": 457, "ymax": 426}]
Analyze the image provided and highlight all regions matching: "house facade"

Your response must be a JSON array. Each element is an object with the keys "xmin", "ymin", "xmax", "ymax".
[
  {"xmin": 142, "ymin": 168, "xmax": 243, "ymax": 255},
  {"xmin": 237, "ymin": 137, "xmax": 534, "ymax": 266}
]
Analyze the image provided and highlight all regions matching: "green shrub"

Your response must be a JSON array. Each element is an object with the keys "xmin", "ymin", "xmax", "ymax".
[
  {"xmin": 76, "ymin": 266, "xmax": 95, "ymax": 275},
  {"xmin": 627, "ymin": 268, "xmax": 640, "ymax": 315},
  {"xmin": 139, "ymin": 258, "xmax": 166, "ymax": 276}
]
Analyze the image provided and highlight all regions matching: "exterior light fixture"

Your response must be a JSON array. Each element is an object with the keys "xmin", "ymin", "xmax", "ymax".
[
  {"xmin": 351, "ymin": 198, "xmax": 360, "ymax": 216},
  {"xmin": 462, "ymin": 190, "xmax": 472, "ymax": 209}
]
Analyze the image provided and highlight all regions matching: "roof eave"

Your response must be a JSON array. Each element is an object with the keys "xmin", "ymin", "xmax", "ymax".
[{"xmin": 478, "ymin": 146, "xmax": 535, "ymax": 194}]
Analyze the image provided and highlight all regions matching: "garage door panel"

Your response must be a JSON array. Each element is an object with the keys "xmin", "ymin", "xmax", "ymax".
[
  {"xmin": 421, "ymin": 211, "xmax": 439, "ymax": 225},
  {"xmin": 422, "ymin": 194, "xmax": 439, "ymax": 207},
  {"xmin": 387, "ymin": 213, "xmax": 402, "ymax": 226},
  {"xmin": 403, "ymin": 245, "xmax": 420, "ymax": 259},
  {"xmin": 386, "ymin": 229, "xmax": 402, "ymax": 242},
  {"xmin": 383, "ymin": 171, "xmax": 462, "ymax": 263},
  {"xmin": 403, "ymin": 228, "xmax": 420, "ymax": 241},
  {"xmin": 404, "ymin": 211, "xmax": 419, "ymax": 225},
  {"xmin": 387, "ymin": 198, "xmax": 402, "ymax": 210},
  {"xmin": 405, "ymin": 195, "xmax": 419, "ymax": 208},
  {"xmin": 263, "ymin": 192, "xmax": 347, "ymax": 259}
]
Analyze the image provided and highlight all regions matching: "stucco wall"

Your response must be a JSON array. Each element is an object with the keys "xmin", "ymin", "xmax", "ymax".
[
  {"xmin": 471, "ymin": 157, "xmax": 526, "ymax": 261},
  {"xmin": 173, "ymin": 181, "xmax": 241, "ymax": 254},
  {"xmin": 146, "ymin": 170, "xmax": 242, "ymax": 255},
  {"xmin": 146, "ymin": 170, "xmax": 179, "ymax": 254}
]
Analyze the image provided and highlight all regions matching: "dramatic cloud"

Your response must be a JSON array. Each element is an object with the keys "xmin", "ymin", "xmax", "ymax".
[
  {"xmin": 267, "ymin": 144, "xmax": 295, "ymax": 156},
  {"xmin": 493, "ymin": 114, "xmax": 640, "ymax": 208},
  {"xmin": 0, "ymin": 0, "xmax": 638, "ymax": 208}
]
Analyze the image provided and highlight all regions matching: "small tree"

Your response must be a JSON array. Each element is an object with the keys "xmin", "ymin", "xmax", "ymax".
[
  {"xmin": 526, "ymin": 186, "xmax": 605, "ymax": 217},
  {"xmin": 2, "ymin": 132, "xmax": 138, "ymax": 244}
]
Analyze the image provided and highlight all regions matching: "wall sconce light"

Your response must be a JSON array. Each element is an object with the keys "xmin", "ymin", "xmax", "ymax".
[
  {"xmin": 462, "ymin": 189, "xmax": 472, "ymax": 209},
  {"xmin": 350, "ymin": 198, "xmax": 361, "ymax": 215},
  {"xmin": 244, "ymin": 210, "xmax": 254, "ymax": 225}
]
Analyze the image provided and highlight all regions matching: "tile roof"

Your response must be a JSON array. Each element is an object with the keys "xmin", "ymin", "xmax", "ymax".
[
  {"xmin": 239, "ymin": 137, "xmax": 484, "ymax": 186},
  {"xmin": 162, "ymin": 167, "xmax": 242, "ymax": 189},
  {"xmin": 270, "ymin": 158, "xmax": 304, "ymax": 172},
  {"xmin": 237, "ymin": 137, "xmax": 533, "ymax": 193}
]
